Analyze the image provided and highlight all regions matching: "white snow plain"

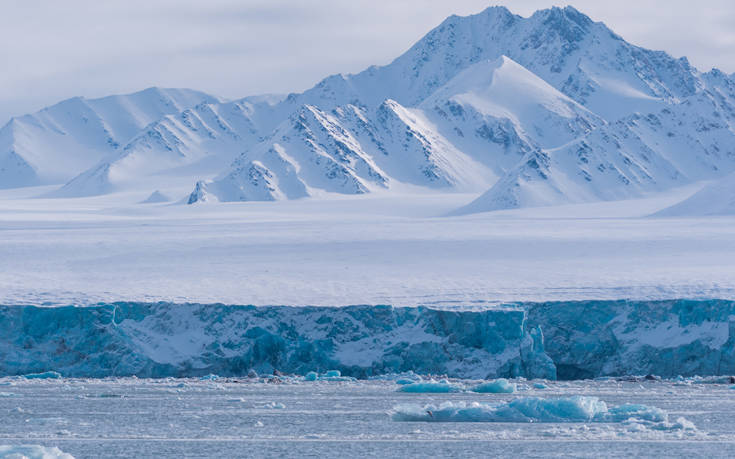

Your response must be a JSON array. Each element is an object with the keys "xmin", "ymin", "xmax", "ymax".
[{"xmin": 1, "ymin": 182, "xmax": 734, "ymax": 308}]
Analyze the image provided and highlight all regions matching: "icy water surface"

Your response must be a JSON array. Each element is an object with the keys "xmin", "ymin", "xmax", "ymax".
[{"xmin": 2, "ymin": 377, "xmax": 735, "ymax": 458}]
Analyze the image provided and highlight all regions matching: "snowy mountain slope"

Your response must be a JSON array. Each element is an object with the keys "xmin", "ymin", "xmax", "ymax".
[
  {"xmin": 419, "ymin": 56, "xmax": 599, "ymax": 173},
  {"xmin": 453, "ymin": 120, "xmax": 688, "ymax": 214},
  {"xmin": 189, "ymin": 99, "xmax": 495, "ymax": 203},
  {"xmin": 305, "ymin": 6, "xmax": 698, "ymax": 120},
  {"xmin": 0, "ymin": 88, "xmax": 217, "ymax": 188},
  {"xmin": 462, "ymin": 84, "xmax": 735, "ymax": 213},
  {"xmin": 188, "ymin": 104, "xmax": 388, "ymax": 203},
  {"xmin": 655, "ymin": 173, "xmax": 735, "ymax": 216},
  {"xmin": 52, "ymin": 96, "xmax": 283, "ymax": 197}
]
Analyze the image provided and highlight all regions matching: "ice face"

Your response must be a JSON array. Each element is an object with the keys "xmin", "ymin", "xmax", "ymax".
[
  {"xmin": 2, "ymin": 299, "xmax": 735, "ymax": 379},
  {"xmin": 0, "ymin": 303, "xmax": 553, "ymax": 379}
]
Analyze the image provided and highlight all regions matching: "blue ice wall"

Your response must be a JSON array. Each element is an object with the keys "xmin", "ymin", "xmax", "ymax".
[
  {"xmin": 0, "ymin": 303, "xmax": 553, "ymax": 379},
  {"xmin": 1, "ymin": 300, "xmax": 734, "ymax": 379}
]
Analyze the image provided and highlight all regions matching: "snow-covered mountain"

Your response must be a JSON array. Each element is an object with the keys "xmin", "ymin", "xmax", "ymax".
[
  {"xmin": 188, "ymin": 6, "xmax": 735, "ymax": 208},
  {"xmin": 3, "ymin": 6, "xmax": 735, "ymax": 213},
  {"xmin": 52, "ymin": 94, "xmax": 284, "ymax": 197},
  {"xmin": 0, "ymin": 88, "xmax": 218, "ymax": 189}
]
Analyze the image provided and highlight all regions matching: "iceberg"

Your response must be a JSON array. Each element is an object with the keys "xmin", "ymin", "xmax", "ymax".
[
  {"xmin": 470, "ymin": 378, "xmax": 516, "ymax": 393},
  {"xmin": 391, "ymin": 396, "xmax": 667, "ymax": 423},
  {"xmin": 397, "ymin": 381, "xmax": 462, "ymax": 393}
]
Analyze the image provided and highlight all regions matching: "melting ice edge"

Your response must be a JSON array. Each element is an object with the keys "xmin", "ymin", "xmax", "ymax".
[{"xmin": 3, "ymin": 300, "xmax": 735, "ymax": 379}]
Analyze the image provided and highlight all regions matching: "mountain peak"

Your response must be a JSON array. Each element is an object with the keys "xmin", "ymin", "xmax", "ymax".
[{"xmin": 529, "ymin": 5, "xmax": 596, "ymax": 43}]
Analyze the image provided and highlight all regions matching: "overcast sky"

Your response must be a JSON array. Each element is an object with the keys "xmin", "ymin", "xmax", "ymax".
[{"xmin": 2, "ymin": 1, "xmax": 735, "ymax": 124}]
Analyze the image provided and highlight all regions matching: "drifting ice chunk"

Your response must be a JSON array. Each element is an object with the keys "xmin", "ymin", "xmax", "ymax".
[
  {"xmin": 470, "ymin": 378, "xmax": 516, "ymax": 393},
  {"xmin": 264, "ymin": 402, "xmax": 286, "ymax": 409},
  {"xmin": 0, "ymin": 445, "xmax": 74, "ymax": 458},
  {"xmin": 398, "ymin": 380, "xmax": 462, "ymax": 393},
  {"xmin": 324, "ymin": 370, "xmax": 341, "ymax": 378},
  {"xmin": 391, "ymin": 396, "xmax": 668, "ymax": 423},
  {"xmin": 304, "ymin": 371, "xmax": 318, "ymax": 381},
  {"xmin": 199, "ymin": 374, "xmax": 219, "ymax": 381},
  {"xmin": 533, "ymin": 383, "xmax": 548, "ymax": 389}
]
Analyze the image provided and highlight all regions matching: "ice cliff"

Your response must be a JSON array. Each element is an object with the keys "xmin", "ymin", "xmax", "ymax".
[{"xmin": 1, "ymin": 300, "xmax": 734, "ymax": 379}]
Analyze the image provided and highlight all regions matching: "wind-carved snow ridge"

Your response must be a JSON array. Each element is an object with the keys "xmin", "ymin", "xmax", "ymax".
[
  {"xmin": 3, "ymin": 6, "xmax": 735, "ymax": 212},
  {"xmin": 3, "ymin": 299, "xmax": 735, "ymax": 379}
]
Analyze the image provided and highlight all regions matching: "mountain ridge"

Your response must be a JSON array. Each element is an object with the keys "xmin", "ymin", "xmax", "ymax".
[{"xmin": 2, "ymin": 6, "xmax": 735, "ymax": 214}]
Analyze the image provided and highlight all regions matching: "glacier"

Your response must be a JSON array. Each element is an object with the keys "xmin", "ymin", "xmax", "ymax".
[{"xmin": 3, "ymin": 299, "xmax": 735, "ymax": 379}]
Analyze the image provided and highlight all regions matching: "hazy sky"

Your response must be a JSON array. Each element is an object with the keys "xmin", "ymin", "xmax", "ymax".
[{"xmin": 2, "ymin": 1, "xmax": 735, "ymax": 124}]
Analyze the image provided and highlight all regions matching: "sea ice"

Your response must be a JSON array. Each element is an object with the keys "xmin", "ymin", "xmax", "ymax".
[{"xmin": 0, "ymin": 445, "xmax": 74, "ymax": 459}]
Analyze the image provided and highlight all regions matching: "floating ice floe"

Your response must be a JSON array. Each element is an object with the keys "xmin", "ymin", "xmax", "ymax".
[
  {"xmin": 470, "ymin": 378, "xmax": 516, "ymax": 393},
  {"xmin": 0, "ymin": 445, "xmax": 74, "ymax": 458},
  {"xmin": 301, "ymin": 370, "xmax": 355, "ymax": 382},
  {"xmin": 199, "ymin": 374, "xmax": 219, "ymax": 381},
  {"xmin": 533, "ymin": 383, "xmax": 548, "ymax": 389},
  {"xmin": 263, "ymin": 402, "xmax": 286, "ymax": 409},
  {"xmin": 397, "ymin": 380, "xmax": 462, "ymax": 393},
  {"xmin": 391, "ymin": 396, "xmax": 672, "ymax": 424}
]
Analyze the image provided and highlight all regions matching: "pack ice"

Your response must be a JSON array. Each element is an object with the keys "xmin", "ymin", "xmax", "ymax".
[{"xmin": 2, "ymin": 299, "xmax": 735, "ymax": 379}]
